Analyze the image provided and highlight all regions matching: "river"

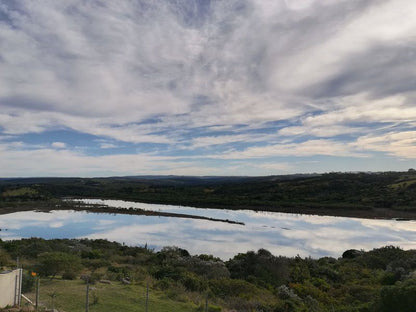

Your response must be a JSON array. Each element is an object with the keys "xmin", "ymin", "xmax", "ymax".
[{"xmin": 0, "ymin": 199, "xmax": 415, "ymax": 259}]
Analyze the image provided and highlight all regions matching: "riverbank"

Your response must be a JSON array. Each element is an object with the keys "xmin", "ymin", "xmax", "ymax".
[{"xmin": 0, "ymin": 199, "xmax": 415, "ymax": 221}]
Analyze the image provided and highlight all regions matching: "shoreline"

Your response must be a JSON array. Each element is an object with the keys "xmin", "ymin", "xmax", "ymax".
[
  {"xmin": 0, "ymin": 199, "xmax": 415, "ymax": 221},
  {"xmin": 0, "ymin": 201, "xmax": 245, "ymax": 225},
  {"xmin": 65, "ymin": 197, "xmax": 416, "ymax": 221}
]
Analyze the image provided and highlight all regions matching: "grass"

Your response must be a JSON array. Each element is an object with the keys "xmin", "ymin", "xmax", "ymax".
[{"xmin": 23, "ymin": 278, "xmax": 199, "ymax": 312}]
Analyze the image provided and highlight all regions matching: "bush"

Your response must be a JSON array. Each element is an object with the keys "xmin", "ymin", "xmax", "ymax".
[
  {"xmin": 180, "ymin": 272, "xmax": 207, "ymax": 292},
  {"xmin": 81, "ymin": 249, "xmax": 102, "ymax": 259},
  {"xmin": 342, "ymin": 249, "xmax": 363, "ymax": 259},
  {"xmin": 226, "ymin": 249, "xmax": 289, "ymax": 287},
  {"xmin": 82, "ymin": 258, "xmax": 111, "ymax": 271},
  {"xmin": 377, "ymin": 282, "xmax": 416, "ymax": 312},
  {"xmin": 208, "ymin": 278, "xmax": 263, "ymax": 299},
  {"xmin": 90, "ymin": 272, "xmax": 103, "ymax": 284},
  {"xmin": 37, "ymin": 252, "xmax": 82, "ymax": 278},
  {"xmin": 62, "ymin": 271, "xmax": 77, "ymax": 280},
  {"xmin": 361, "ymin": 246, "xmax": 406, "ymax": 270},
  {"xmin": 0, "ymin": 249, "xmax": 11, "ymax": 267},
  {"xmin": 155, "ymin": 277, "xmax": 175, "ymax": 291}
]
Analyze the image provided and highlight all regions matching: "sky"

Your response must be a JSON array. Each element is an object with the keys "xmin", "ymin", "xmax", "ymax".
[{"xmin": 0, "ymin": 0, "xmax": 415, "ymax": 177}]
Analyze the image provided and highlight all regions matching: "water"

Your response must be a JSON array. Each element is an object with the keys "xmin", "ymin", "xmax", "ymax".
[{"xmin": 0, "ymin": 199, "xmax": 415, "ymax": 260}]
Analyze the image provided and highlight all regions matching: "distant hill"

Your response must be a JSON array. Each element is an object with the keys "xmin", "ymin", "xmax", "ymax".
[{"xmin": 0, "ymin": 173, "xmax": 320, "ymax": 185}]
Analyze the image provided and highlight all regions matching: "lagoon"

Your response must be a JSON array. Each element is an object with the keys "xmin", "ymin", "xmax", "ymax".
[{"xmin": 0, "ymin": 199, "xmax": 415, "ymax": 259}]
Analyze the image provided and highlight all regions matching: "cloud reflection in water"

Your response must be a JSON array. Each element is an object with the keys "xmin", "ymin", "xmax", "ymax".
[{"xmin": 0, "ymin": 199, "xmax": 415, "ymax": 260}]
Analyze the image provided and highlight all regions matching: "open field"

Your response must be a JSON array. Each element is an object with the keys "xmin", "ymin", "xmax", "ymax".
[{"xmin": 23, "ymin": 278, "xmax": 199, "ymax": 312}]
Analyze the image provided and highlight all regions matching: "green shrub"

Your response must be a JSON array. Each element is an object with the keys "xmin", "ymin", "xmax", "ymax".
[
  {"xmin": 180, "ymin": 272, "xmax": 207, "ymax": 292},
  {"xmin": 195, "ymin": 304, "xmax": 221, "ymax": 312},
  {"xmin": 37, "ymin": 252, "xmax": 82, "ymax": 278},
  {"xmin": 377, "ymin": 282, "xmax": 416, "ymax": 312},
  {"xmin": 62, "ymin": 271, "xmax": 77, "ymax": 280},
  {"xmin": 89, "ymin": 272, "xmax": 103, "ymax": 284}
]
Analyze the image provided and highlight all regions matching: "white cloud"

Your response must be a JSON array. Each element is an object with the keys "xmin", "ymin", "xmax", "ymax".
[
  {"xmin": 255, "ymin": 162, "xmax": 292, "ymax": 172},
  {"xmin": 0, "ymin": 143, "xmax": 225, "ymax": 176},
  {"xmin": 278, "ymin": 125, "xmax": 361, "ymax": 138},
  {"xmin": 214, "ymin": 139, "xmax": 366, "ymax": 160},
  {"xmin": 51, "ymin": 142, "xmax": 66, "ymax": 149},
  {"xmin": 303, "ymin": 94, "xmax": 416, "ymax": 127},
  {"xmin": 269, "ymin": 0, "xmax": 416, "ymax": 92},
  {"xmin": 0, "ymin": 0, "xmax": 415, "ymax": 175},
  {"xmin": 49, "ymin": 221, "xmax": 64, "ymax": 228},
  {"xmin": 5, "ymin": 0, "xmax": 408, "ymax": 130},
  {"xmin": 100, "ymin": 143, "xmax": 118, "ymax": 149},
  {"xmin": 190, "ymin": 133, "xmax": 277, "ymax": 149},
  {"xmin": 277, "ymin": 93, "xmax": 416, "ymax": 145},
  {"xmin": 355, "ymin": 131, "xmax": 416, "ymax": 159}
]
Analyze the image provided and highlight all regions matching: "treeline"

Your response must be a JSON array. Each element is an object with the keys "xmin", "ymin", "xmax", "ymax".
[
  {"xmin": 1, "ymin": 171, "xmax": 416, "ymax": 218},
  {"xmin": 1, "ymin": 238, "xmax": 415, "ymax": 311}
]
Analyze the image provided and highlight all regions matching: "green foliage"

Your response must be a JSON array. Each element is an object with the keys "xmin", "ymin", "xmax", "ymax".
[
  {"xmin": 226, "ymin": 249, "xmax": 289, "ymax": 288},
  {"xmin": 88, "ymin": 272, "xmax": 104, "ymax": 284},
  {"xmin": 81, "ymin": 249, "xmax": 103, "ymax": 259},
  {"xmin": 290, "ymin": 257, "xmax": 311, "ymax": 283},
  {"xmin": 2, "ymin": 237, "xmax": 72, "ymax": 258},
  {"xmin": 82, "ymin": 258, "xmax": 111, "ymax": 271},
  {"xmin": 342, "ymin": 249, "xmax": 364, "ymax": 259},
  {"xmin": 359, "ymin": 246, "xmax": 407, "ymax": 269},
  {"xmin": 0, "ymin": 238, "xmax": 414, "ymax": 311},
  {"xmin": 153, "ymin": 264, "xmax": 185, "ymax": 280},
  {"xmin": 208, "ymin": 278, "xmax": 268, "ymax": 299},
  {"xmin": 377, "ymin": 281, "xmax": 416, "ymax": 312},
  {"xmin": 180, "ymin": 272, "xmax": 207, "ymax": 292},
  {"xmin": 1, "ymin": 187, "xmax": 39, "ymax": 200},
  {"xmin": 0, "ymin": 248, "xmax": 12, "ymax": 267},
  {"xmin": 195, "ymin": 304, "xmax": 222, "ymax": 312},
  {"xmin": 20, "ymin": 278, "xmax": 198, "ymax": 312},
  {"xmin": 37, "ymin": 251, "xmax": 82, "ymax": 277},
  {"xmin": 62, "ymin": 271, "xmax": 78, "ymax": 280}
]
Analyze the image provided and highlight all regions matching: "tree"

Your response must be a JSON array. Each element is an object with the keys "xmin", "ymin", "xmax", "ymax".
[
  {"xmin": 37, "ymin": 252, "xmax": 82, "ymax": 278},
  {"xmin": 378, "ymin": 282, "xmax": 416, "ymax": 312}
]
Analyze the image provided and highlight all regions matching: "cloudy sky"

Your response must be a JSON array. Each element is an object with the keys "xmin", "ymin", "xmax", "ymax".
[{"xmin": 0, "ymin": 0, "xmax": 415, "ymax": 177}]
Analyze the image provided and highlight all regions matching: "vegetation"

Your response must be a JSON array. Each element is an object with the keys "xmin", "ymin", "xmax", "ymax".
[
  {"xmin": 1, "ymin": 171, "xmax": 416, "ymax": 219},
  {"xmin": 0, "ymin": 238, "xmax": 415, "ymax": 311},
  {"xmin": 22, "ymin": 278, "xmax": 198, "ymax": 312},
  {"xmin": 1, "ymin": 172, "xmax": 415, "ymax": 310}
]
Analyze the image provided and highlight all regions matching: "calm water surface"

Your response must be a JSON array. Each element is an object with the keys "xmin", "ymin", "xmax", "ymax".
[{"xmin": 0, "ymin": 199, "xmax": 415, "ymax": 259}]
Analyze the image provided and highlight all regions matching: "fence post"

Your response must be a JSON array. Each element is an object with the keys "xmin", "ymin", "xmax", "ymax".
[
  {"xmin": 35, "ymin": 277, "xmax": 40, "ymax": 311},
  {"xmin": 145, "ymin": 278, "xmax": 149, "ymax": 312},
  {"xmin": 18, "ymin": 269, "xmax": 23, "ymax": 306},
  {"xmin": 15, "ymin": 274, "xmax": 18, "ymax": 306},
  {"xmin": 85, "ymin": 279, "xmax": 90, "ymax": 312}
]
